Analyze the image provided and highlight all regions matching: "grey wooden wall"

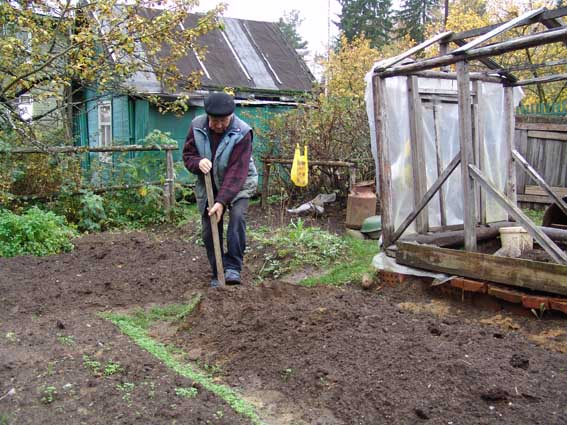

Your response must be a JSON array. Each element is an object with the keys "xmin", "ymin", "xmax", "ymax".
[{"xmin": 515, "ymin": 115, "xmax": 567, "ymax": 206}]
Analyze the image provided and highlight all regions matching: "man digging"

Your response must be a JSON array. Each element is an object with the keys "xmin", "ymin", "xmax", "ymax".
[{"xmin": 183, "ymin": 92, "xmax": 258, "ymax": 287}]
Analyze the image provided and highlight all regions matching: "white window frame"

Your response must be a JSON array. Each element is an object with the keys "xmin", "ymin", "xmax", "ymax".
[
  {"xmin": 17, "ymin": 95, "xmax": 33, "ymax": 121},
  {"xmin": 98, "ymin": 101, "xmax": 112, "ymax": 163}
]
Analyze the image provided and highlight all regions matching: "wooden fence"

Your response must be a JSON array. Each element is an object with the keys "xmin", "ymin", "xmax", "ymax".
[{"xmin": 515, "ymin": 115, "xmax": 567, "ymax": 207}]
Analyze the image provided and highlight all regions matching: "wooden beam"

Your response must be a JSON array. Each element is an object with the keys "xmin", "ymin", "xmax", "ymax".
[
  {"xmin": 261, "ymin": 162, "xmax": 271, "ymax": 209},
  {"xmin": 373, "ymin": 75, "xmax": 395, "ymax": 247},
  {"xmin": 373, "ymin": 31, "xmax": 453, "ymax": 71},
  {"xmin": 2, "ymin": 144, "xmax": 179, "ymax": 155},
  {"xmin": 526, "ymin": 130, "xmax": 567, "ymax": 142},
  {"xmin": 413, "ymin": 70, "xmax": 504, "ymax": 83},
  {"xmin": 511, "ymin": 73, "xmax": 567, "ymax": 87},
  {"xmin": 446, "ymin": 7, "xmax": 567, "ymax": 43},
  {"xmin": 469, "ymin": 164, "xmax": 567, "ymax": 264},
  {"xmin": 518, "ymin": 193, "xmax": 554, "ymax": 203},
  {"xmin": 516, "ymin": 122, "xmax": 567, "ymax": 132},
  {"xmin": 452, "ymin": 8, "xmax": 546, "ymax": 54},
  {"xmin": 525, "ymin": 185, "xmax": 567, "ymax": 197},
  {"xmin": 396, "ymin": 241, "xmax": 567, "ymax": 296},
  {"xmin": 401, "ymin": 221, "xmax": 515, "ymax": 247},
  {"xmin": 377, "ymin": 27, "xmax": 567, "ymax": 78},
  {"xmin": 504, "ymin": 86, "xmax": 517, "ymax": 206},
  {"xmin": 407, "ymin": 76, "xmax": 429, "ymax": 233},
  {"xmin": 472, "ymin": 81, "xmax": 486, "ymax": 224},
  {"xmin": 390, "ymin": 152, "xmax": 461, "ymax": 245},
  {"xmin": 452, "ymin": 39, "xmax": 516, "ymax": 83},
  {"xmin": 457, "ymin": 61, "xmax": 477, "ymax": 252},
  {"xmin": 512, "ymin": 150, "xmax": 567, "ymax": 217}
]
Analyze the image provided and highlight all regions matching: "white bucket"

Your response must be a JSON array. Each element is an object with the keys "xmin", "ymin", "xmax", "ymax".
[{"xmin": 499, "ymin": 226, "xmax": 533, "ymax": 254}]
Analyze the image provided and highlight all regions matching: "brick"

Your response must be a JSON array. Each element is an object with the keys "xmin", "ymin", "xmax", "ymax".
[
  {"xmin": 521, "ymin": 295, "xmax": 550, "ymax": 310},
  {"xmin": 378, "ymin": 270, "xmax": 407, "ymax": 287},
  {"xmin": 450, "ymin": 278, "xmax": 487, "ymax": 293},
  {"xmin": 487, "ymin": 285, "xmax": 524, "ymax": 304},
  {"xmin": 549, "ymin": 298, "xmax": 567, "ymax": 314}
]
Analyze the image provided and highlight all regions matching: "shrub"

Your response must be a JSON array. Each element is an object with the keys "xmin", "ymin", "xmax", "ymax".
[{"xmin": 0, "ymin": 207, "xmax": 77, "ymax": 257}]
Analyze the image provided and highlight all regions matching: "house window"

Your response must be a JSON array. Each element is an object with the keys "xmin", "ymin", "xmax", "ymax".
[
  {"xmin": 98, "ymin": 101, "xmax": 112, "ymax": 162},
  {"xmin": 18, "ymin": 95, "xmax": 33, "ymax": 121}
]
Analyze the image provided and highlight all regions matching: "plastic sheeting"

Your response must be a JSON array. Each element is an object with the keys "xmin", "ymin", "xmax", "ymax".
[{"xmin": 365, "ymin": 69, "xmax": 523, "ymax": 235}]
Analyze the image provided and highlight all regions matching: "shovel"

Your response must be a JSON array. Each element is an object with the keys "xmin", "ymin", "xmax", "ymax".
[{"xmin": 204, "ymin": 172, "xmax": 225, "ymax": 286}]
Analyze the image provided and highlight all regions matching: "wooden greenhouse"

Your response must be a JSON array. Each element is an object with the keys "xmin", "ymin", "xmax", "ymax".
[{"xmin": 368, "ymin": 6, "xmax": 567, "ymax": 295}]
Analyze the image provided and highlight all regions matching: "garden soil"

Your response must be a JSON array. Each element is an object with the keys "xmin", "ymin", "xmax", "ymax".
[{"xmin": 1, "ymin": 203, "xmax": 567, "ymax": 425}]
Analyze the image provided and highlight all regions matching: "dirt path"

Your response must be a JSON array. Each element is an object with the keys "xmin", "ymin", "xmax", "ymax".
[{"xmin": 1, "ymin": 206, "xmax": 567, "ymax": 424}]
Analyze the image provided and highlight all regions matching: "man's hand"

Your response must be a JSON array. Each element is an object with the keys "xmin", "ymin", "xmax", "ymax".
[
  {"xmin": 199, "ymin": 158, "xmax": 212, "ymax": 174},
  {"xmin": 208, "ymin": 202, "xmax": 224, "ymax": 223}
]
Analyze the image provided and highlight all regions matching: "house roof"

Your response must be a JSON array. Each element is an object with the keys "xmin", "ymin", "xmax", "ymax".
[{"xmin": 131, "ymin": 9, "xmax": 315, "ymax": 98}]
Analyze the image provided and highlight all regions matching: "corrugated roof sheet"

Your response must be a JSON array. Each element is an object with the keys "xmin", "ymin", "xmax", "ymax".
[{"xmin": 133, "ymin": 9, "xmax": 314, "ymax": 96}]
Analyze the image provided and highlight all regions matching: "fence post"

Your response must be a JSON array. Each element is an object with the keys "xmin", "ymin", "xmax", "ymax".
[{"xmin": 165, "ymin": 148, "xmax": 175, "ymax": 217}]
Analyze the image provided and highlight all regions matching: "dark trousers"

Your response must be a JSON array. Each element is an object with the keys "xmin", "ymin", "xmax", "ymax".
[{"xmin": 201, "ymin": 198, "xmax": 249, "ymax": 278}]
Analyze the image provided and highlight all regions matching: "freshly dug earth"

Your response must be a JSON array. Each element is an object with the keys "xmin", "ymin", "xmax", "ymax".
[{"xmin": 1, "ymin": 203, "xmax": 567, "ymax": 425}]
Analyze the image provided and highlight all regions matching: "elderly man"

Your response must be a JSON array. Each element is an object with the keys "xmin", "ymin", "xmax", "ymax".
[{"xmin": 183, "ymin": 92, "xmax": 257, "ymax": 287}]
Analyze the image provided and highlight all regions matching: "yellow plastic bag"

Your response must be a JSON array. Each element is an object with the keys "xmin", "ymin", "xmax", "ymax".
[{"xmin": 290, "ymin": 144, "xmax": 308, "ymax": 187}]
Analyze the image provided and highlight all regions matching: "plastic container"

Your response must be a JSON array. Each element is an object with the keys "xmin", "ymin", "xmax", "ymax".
[{"xmin": 499, "ymin": 226, "xmax": 533, "ymax": 254}]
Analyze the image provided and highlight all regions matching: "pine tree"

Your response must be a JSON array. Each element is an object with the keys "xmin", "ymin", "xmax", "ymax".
[
  {"xmin": 397, "ymin": 0, "xmax": 441, "ymax": 43},
  {"xmin": 336, "ymin": 0, "xmax": 394, "ymax": 49},
  {"xmin": 277, "ymin": 10, "xmax": 308, "ymax": 53}
]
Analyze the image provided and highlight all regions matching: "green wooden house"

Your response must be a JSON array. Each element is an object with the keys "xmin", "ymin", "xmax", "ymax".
[{"xmin": 73, "ymin": 10, "xmax": 314, "ymax": 184}]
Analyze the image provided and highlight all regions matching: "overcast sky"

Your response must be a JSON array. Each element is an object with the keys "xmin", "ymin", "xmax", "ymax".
[{"xmin": 194, "ymin": 0, "xmax": 342, "ymax": 57}]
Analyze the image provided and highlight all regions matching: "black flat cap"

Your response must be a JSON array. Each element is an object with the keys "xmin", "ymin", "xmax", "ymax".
[{"xmin": 204, "ymin": 92, "xmax": 235, "ymax": 117}]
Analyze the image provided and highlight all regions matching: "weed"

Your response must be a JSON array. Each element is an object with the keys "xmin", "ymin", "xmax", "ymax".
[
  {"xmin": 300, "ymin": 238, "xmax": 378, "ymax": 287},
  {"xmin": 175, "ymin": 387, "xmax": 198, "ymax": 398},
  {"xmin": 531, "ymin": 303, "xmax": 547, "ymax": 320},
  {"xmin": 46, "ymin": 362, "xmax": 56, "ymax": 376},
  {"xmin": 103, "ymin": 361, "xmax": 123, "ymax": 376},
  {"xmin": 40, "ymin": 386, "xmax": 57, "ymax": 404},
  {"xmin": 116, "ymin": 382, "xmax": 135, "ymax": 405},
  {"xmin": 82, "ymin": 355, "xmax": 102, "ymax": 375},
  {"xmin": 0, "ymin": 413, "xmax": 10, "ymax": 425},
  {"xmin": 251, "ymin": 219, "xmax": 348, "ymax": 280},
  {"xmin": 129, "ymin": 295, "xmax": 202, "ymax": 330},
  {"xmin": 5, "ymin": 332, "xmax": 16, "ymax": 343},
  {"xmin": 57, "ymin": 335, "xmax": 75, "ymax": 346},
  {"xmin": 280, "ymin": 368, "xmax": 294, "ymax": 382},
  {"xmin": 214, "ymin": 410, "xmax": 224, "ymax": 419},
  {"xmin": 522, "ymin": 208, "xmax": 545, "ymax": 226}
]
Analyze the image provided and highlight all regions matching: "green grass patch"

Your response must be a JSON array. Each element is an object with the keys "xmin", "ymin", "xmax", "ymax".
[
  {"xmin": 128, "ymin": 295, "xmax": 203, "ymax": 330},
  {"xmin": 250, "ymin": 218, "xmax": 348, "ymax": 279},
  {"xmin": 522, "ymin": 208, "xmax": 545, "ymax": 226},
  {"xmin": 101, "ymin": 295, "xmax": 261, "ymax": 423},
  {"xmin": 299, "ymin": 237, "xmax": 378, "ymax": 287},
  {"xmin": 102, "ymin": 311, "xmax": 263, "ymax": 425}
]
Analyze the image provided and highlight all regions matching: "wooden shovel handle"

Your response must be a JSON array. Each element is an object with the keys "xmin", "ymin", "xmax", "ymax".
[{"xmin": 204, "ymin": 173, "xmax": 225, "ymax": 286}]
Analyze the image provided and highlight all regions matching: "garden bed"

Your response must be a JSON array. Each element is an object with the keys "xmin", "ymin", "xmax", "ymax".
[{"xmin": 1, "ymin": 203, "xmax": 567, "ymax": 424}]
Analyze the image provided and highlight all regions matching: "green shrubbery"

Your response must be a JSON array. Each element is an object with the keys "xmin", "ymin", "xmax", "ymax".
[{"xmin": 0, "ymin": 207, "xmax": 77, "ymax": 257}]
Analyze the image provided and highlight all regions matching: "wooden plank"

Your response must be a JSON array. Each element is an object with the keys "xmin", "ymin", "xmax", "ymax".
[
  {"xmin": 378, "ymin": 27, "xmax": 567, "ymax": 78},
  {"xmin": 165, "ymin": 149, "xmax": 175, "ymax": 213},
  {"xmin": 473, "ymin": 81, "xmax": 486, "ymax": 224},
  {"xmin": 526, "ymin": 130, "xmax": 567, "ymax": 142},
  {"xmin": 407, "ymin": 76, "xmax": 429, "ymax": 233},
  {"xmin": 451, "ymin": 8, "xmax": 545, "ymax": 54},
  {"xmin": 504, "ymin": 86, "xmax": 517, "ymax": 206},
  {"xmin": 374, "ymin": 31, "xmax": 453, "ymax": 71},
  {"xmin": 518, "ymin": 193, "xmax": 553, "ymax": 203},
  {"xmin": 396, "ymin": 241, "xmax": 567, "ymax": 296},
  {"xmin": 515, "ymin": 130, "xmax": 527, "ymax": 197},
  {"xmin": 469, "ymin": 164, "xmax": 567, "ymax": 264},
  {"xmin": 457, "ymin": 60, "xmax": 477, "ymax": 252},
  {"xmin": 524, "ymin": 185, "xmax": 567, "ymax": 197},
  {"xmin": 390, "ymin": 152, "xmax": 461, "ymax": 245},
  {"xmin": 373, "ymin": 75, "xmax": 394, "ymax": 246},
  {"xmin": 513, "ymin": 150, "xmax": 567, "ymax": 218},
  {"xmin": 516, "ymin": 122, "xmax": 567, "ymax": 132}
]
